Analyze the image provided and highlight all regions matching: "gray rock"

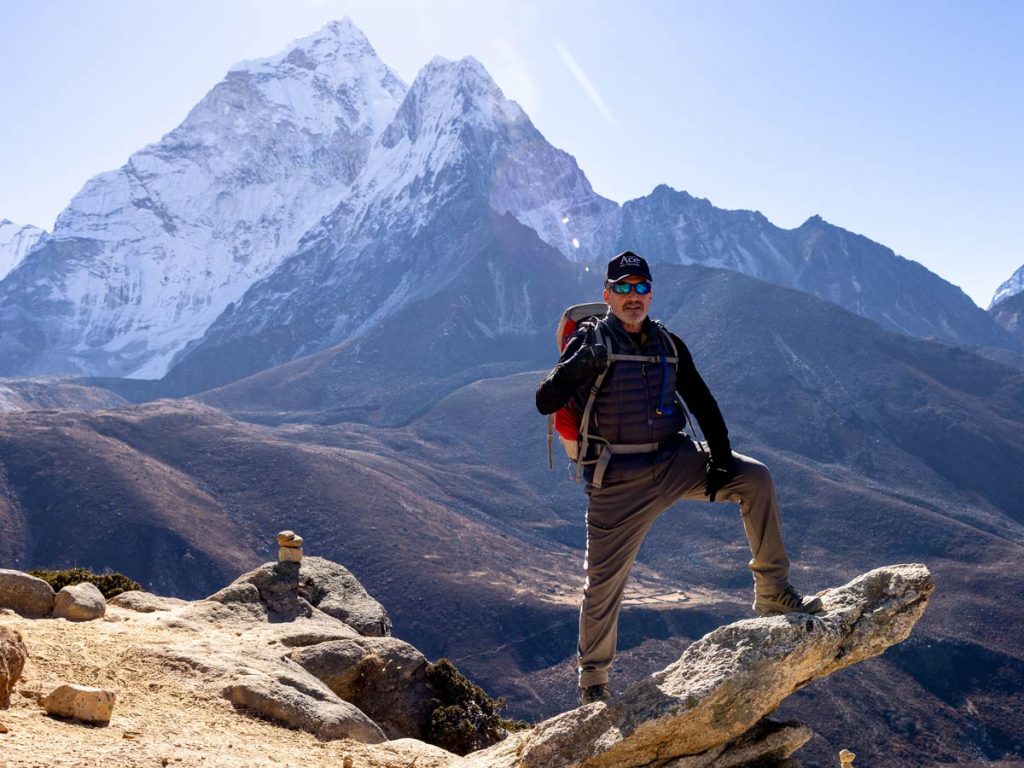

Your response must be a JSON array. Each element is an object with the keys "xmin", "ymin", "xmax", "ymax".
[
  {"xmin": 1, "ymin": 626, "xmax": 28, "ymax": 708},
  {"xmin": 52, "ymin": 582, "xmax": 106, "ymax": 621},
  {"xmin": 204, "ymin": 582, "xmax": 262, "ymax": 605},
  {"xmin": 291, "ymin": 636, "xmax": 435, "ymax": 739},
  {"xmin": 223, "ymin": 670, "xmax": 385, "ymax": 743},
  {"xmin": 218, "ymin": 557, "xmax": 391, "ymax": 635},
  {"xmin": 674, "ymin": 719, "xmax": 812, "ymax": 768},
  {"xmin": 467, "ymin": 564, "xmax": 933, "ymax": 768},
  {"xmin": 296, "ymin": 557, "xmax": 392, "ymax": 637},
  {"xmin": 107, "ymin": 590, "xmax": 187, "ymax": 613},
  {"xmin": 42, "ymin": 684, "xmax": 116, "ymax": 724},
  {"xmin": 0, "ymin": 569, "xmax": 55, "ymax": 616}
]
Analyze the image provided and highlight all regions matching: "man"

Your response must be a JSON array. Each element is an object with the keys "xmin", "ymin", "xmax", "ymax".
[{"xmin": 535, "ymin": 251, "xmax": 822, "ymax": 706}]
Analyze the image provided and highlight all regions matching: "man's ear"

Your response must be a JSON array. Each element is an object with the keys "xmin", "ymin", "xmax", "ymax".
[{"xmin": 602, "ymin": 287, "xmax": 611, "ymax": 303}]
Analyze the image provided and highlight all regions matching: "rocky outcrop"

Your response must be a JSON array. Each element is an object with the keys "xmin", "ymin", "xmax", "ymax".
[
  {"xmin": 216, "ymin": 556, "xmax": 391, "ymax": 636},
  {"xmin": 291, "ymin": 636, "xmax": 435, "ymax": 739},
  {"xmin": 0, "ymin": 569, "xmax": 55, "ymax": 616},
  {"xmin": 52, "ymin": 582, "xmax": 106, "ymax": 621},
  {"xmin": 0, "ymin": 626, "xmax": 28, "ymax": 708},
  {"xmin": 468, "ymin": 564, "xmax": 933, "ymax": 768}
]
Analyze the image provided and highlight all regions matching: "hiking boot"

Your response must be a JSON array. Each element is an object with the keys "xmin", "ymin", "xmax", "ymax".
[
  {"xmin": 579, "ymin": 683, "xmax": 611, "ymax": 705},
  {"xmin": 753, "ymin": 585, "xmax": 823, "ymax": 616}
]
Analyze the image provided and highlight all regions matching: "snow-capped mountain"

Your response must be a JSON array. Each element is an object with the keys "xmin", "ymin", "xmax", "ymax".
[
  {"xmin": 0, "ymin": 220, "xmax": 46, "ymax": 280},
  {"xmin": 1, "ymin": 17, "xmax": 1017, "ymax": 387},
  {"xmin": 0, "ymin": 19, "xmax": 406, "ymax": 378},
  {"xmin": 991, "ymin": 264, "xmax": 1024, "ymax": 308},
  {"xmin": 162, "ymin": 56, "xmax": 602, "ymax": 392}
]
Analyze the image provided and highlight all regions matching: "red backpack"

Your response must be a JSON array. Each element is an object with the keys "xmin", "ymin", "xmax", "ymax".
[{"xmin": 547, "ymin": 302, "xmax": 609, "ymax": 468}]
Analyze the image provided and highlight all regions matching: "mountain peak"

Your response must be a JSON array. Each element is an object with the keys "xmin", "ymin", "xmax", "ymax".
[
  {"xmin": 231, "ymin": 17, "xmax": 382, "ymax": 77},
  {"xmin": 415, "ymin": 55, "xmax": 509, "ymax": 108}
]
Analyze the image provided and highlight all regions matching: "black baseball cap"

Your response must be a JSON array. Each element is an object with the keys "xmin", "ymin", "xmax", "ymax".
[{"xmin": 606, "ymin": 251, "xmax": 652, "ymax": 283}]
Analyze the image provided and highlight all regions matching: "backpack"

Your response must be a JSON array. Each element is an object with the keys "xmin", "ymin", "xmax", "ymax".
[{"xmin": 547, "ymin": 302, "xmax": 608, "ymax": 468}]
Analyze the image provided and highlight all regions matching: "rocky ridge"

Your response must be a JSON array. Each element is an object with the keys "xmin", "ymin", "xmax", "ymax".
[{"xmin": 1, "ymin": 555, "xmax": 932, "ymax": 768}]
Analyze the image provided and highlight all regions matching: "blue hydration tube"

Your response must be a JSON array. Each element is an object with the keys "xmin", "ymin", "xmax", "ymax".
[{"xmin": 654, "ymin": 330, "xmax": 675, "ymax": 416}]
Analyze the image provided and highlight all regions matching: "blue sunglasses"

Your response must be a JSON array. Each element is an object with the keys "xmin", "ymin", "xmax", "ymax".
[{"xmin": 609, "ymin": 281, "xmax": 652, "ymax": 295}]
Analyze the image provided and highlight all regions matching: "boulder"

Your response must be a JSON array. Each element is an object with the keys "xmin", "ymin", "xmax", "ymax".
[
  {"xmin": 218, "ymin": 557, "xmax": 391, "ymax": 635},
  {"xmin": 296, "ymin": 557, "xmax": 392, "ymax": 637},
  {"xmin": 52, "ymin": 582, "xmax": 106, "ymax": 621},
  {"xmin": 1, "ymin": 626, "xmax": 28, "ymax": 708},
  {"xmin": 291, "ymin": 636, "xmax": 436, "ymax": 739},
  {"xmin": 42, "ymin": 684, "xmax": 116, "ymax": 724},
  {"xmin": 223, "ymin": 670, "xmax": 385, "ymax": 743},
  {"xmin": 107, "ymin": 590, "xmax": 187, "ymax": 613},
  {"xmin": 0, "ymin": 569, "xmax": 55, "ymax": 616},
  {"xmin": 467, "ymin": 564, "xmax": 933, "ymax": 768}
]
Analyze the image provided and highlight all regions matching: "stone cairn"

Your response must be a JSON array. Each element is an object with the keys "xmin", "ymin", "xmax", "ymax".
[{"xmin": 277, "ymin": 530, "xmax": 304, "ymax": 563}]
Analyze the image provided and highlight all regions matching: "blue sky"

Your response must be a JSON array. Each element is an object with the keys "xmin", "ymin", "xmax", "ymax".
[{"xmin": 1, "ymin": 0, "xmax": 1021, "ymax": 307}]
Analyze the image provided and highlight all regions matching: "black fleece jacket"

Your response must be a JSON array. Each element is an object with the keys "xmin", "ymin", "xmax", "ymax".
[{"xmin": 535, "ymin": 320, "xmax": 732, "ymax": 464}]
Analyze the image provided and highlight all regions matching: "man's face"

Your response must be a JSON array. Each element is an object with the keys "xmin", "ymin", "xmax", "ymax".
[{"xmin": 603, "ymin": 274, "xmax": 652, "ymax": 332}]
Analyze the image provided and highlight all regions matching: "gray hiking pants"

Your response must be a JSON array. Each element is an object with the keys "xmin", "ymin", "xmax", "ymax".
[{"xmin": 578, "ymin": 439, "xmax": 790, "ymax": 688}]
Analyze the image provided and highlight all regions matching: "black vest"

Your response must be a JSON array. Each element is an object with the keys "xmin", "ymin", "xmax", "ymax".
[{"xmin": 590, "ymin": 315, "xmax": 686, "ymax": 446}]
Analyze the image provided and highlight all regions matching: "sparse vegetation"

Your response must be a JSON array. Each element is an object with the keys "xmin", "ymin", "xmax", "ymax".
[
  {"xmin": 424, "ymin": 657, "xmax": 527, "ymax": 755},
  {"xmin": 29, "ymin": 567, "xmax": 142, "ymax": 598}
]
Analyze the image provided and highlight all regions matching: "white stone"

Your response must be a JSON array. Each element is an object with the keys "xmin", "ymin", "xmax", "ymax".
[
  {"xmin": 278, "ymin": 546, "xmax": 303, "ymax": 563},
  {"xmin": 52, "ymin": 582, "xmax": 106, "ymax": 621},
  {"xmin": 42, "ymin": 684, "xmax": 116, "ymax": 724}
]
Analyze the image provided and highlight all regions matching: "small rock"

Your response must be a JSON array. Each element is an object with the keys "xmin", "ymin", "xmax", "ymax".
[
  {"xmin": 52, "ymin": 582, "xmax": 106, "ymax": 621},
  {"xmin": 840, "ymin": 748, "xmax": 857, "ymax": 766},
  {"xmin": 1, "ymin": 626, "xmax": 29, "ymax": 708},
  {"xmin": 0, "ymin": 720, "xmax": 8, "ymax": 734},
  {"xmin": 276, "ymin": 530, "xmax": 304, "ymax": 548},
  {"xmin": 278, "ymin": 546, "xmax": 303, "ymax": 563},
  {"xmin": 343, "ymin": 756, "xmax": 353, "ymax": 768},
  {"xmin": 42, "ymin": 684, "xmax": 116, "ymax": 724},
  {"xmin": 0, "ymin": 569, "xmax": 56, "ymax": 616}
]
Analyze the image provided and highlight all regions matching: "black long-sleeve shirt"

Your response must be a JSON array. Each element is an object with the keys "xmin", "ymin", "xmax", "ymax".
[{"xmin": 535, "ymin": 324, "xmax": 731, "ymax": 463}]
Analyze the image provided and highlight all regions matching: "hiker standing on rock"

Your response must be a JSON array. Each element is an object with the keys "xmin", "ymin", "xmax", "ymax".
[{"xmin": 535, "ymin": 251, "xmax": 822, "ymax": 706}]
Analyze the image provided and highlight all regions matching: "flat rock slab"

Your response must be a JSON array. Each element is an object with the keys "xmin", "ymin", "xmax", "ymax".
[
  {"xmin": 0, "ymin": 570, "xmax": 55, "ymax": 617},
  {"xmin": 52, "ymin": 582, "xmax": 106, "ymax": 621},
  {"xmin": 42, "ymin": 684, "xmax": 116, "ymax": 724},
  {"xmin": 468, "ymin": 564, "xmax": 933, "ymax": 768},
  {"xmin": 1, "ymin": 626, "xmax": 29, "ymax": 708}
]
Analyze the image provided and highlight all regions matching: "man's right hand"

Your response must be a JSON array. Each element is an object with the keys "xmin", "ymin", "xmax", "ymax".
[{"xmin": 561, "ymin": 343, "xmax": 609, "ymax": 384}]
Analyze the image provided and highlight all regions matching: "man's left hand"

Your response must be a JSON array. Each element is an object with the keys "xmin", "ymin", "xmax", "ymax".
[{"xmin": 705, "ymin": 456, "xmax": 737, "ymax": 502}]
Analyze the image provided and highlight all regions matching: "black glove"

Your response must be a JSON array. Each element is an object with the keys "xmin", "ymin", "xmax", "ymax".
[
  {"xmin": 705, "ymin": 455, "xmax": 736, "ymax": 502},
  {"xmin": 560, "ymin": 343, "xmax": 609, "ymax": 385}
]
